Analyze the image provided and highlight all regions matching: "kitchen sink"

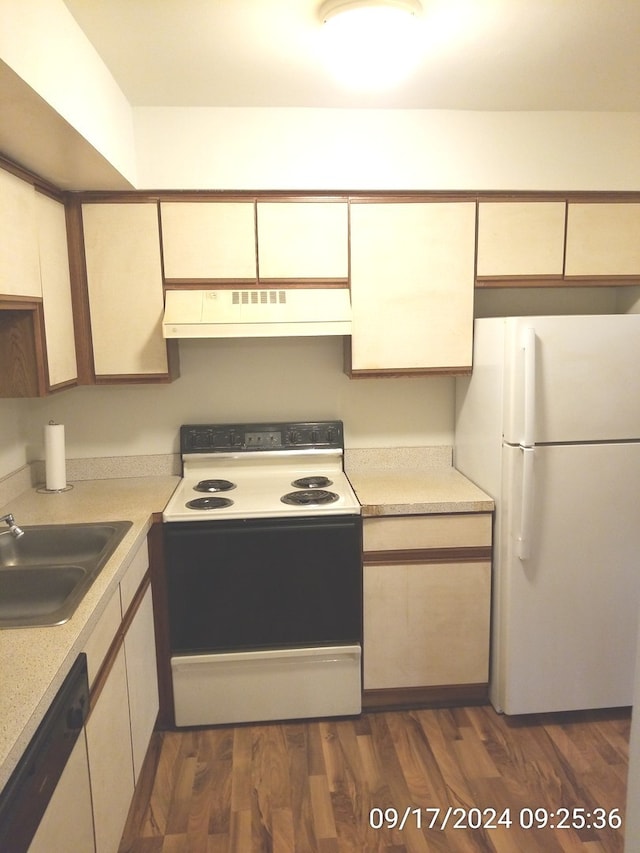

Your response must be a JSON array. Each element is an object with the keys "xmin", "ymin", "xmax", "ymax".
[{"xmin": 0, "ymin": 521, "xmax": 132, "ymax": 628}]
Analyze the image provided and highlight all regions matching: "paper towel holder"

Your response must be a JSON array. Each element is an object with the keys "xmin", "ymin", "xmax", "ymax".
[{"xmin": 37, "ymin": 420, "xmax": 74, "ymax": 494}]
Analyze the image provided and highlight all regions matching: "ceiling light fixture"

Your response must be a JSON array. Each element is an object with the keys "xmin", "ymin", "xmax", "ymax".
[
  {"xmin": 318, "ymin": 0, "xmax": 424, "ymax": 92},
  {"xmin": 319, "ymin": 0, "xmax": 422, "ymax": 24}
]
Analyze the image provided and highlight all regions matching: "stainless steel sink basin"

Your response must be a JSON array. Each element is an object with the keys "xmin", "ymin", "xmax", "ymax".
[{"xmin": 0, "ymin": 521, "xmax": 133, "ymax": 628}]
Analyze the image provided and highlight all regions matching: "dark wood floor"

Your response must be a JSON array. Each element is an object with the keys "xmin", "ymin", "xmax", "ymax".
[{"xmin": 118, "ymin": 704, "xmax": 630, "ymax": 852}]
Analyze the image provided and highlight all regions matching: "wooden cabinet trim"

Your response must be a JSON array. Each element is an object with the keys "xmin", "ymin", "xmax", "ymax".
[
  {"xmin": 362, "ymin": 683, "xmax": 488, "ymax": 711},
  {"xmin": 0, "ymin": 297, "xmax": 48, "ymax": 396},
  {"xmin": 164, "ymin": 278, "xmax": 349, "ymax": 289},
  {"xmin": 364, "ymin": 546, "xmax": 492, "ymax": 565},
  {"xmin": 64, "ymin": 199, "xmax": 95, "ymax": 385},
  {"xmin": 148, "ymin": 514, "xmax": 174, "ymax": 729}
]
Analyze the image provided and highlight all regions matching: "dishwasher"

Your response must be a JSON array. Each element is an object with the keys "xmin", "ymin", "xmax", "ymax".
[{"xmin": 0, "ymin": 653, "xmax": 93, "ymax": 853}]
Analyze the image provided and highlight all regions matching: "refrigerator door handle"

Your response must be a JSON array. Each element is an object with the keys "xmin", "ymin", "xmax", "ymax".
[
  {"xmin": 522, "ymin": 326, "xmax": 537, "ymax": 448},
  {"xmin": 518, "ymin": 446, "xmax": 535, "ymax": 561}
]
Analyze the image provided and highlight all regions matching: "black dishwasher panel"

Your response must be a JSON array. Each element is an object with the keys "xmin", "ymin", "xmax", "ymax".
[{"xmin": 0, "ymin": 653, "xmax": 89, "ymax": 853}]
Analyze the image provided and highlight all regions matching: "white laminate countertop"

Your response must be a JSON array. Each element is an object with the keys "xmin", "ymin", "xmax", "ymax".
[{"xmin": 0, "ymin": 476, "xmax": 179, "ymax": 791}]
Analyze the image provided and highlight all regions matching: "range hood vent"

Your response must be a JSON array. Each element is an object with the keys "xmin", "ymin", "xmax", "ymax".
[{"xmin": 163, "ymin": 288, "xmax": 351, "ymax": 338}]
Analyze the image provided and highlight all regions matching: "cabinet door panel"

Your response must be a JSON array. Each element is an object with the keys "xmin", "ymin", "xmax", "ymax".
[
  {"xmin": 35, "ymin": 192, "xmax": 77, "ymax": 387},
  {"xmin": 0, "ymin": 169, "xmax": 41, "ymax": 297},
  {"xmin": 364, "ymin": 560, "xmax": 491, "ymax": 689},
  {"xmin": 161, "ymin": 201, "xmax": 256, "ymax": 279},
  {"xmin": 124, "ymin": 585, "xmax": 159, "ymax": 782},
  {"xmin": 350, "ymin": 202, "xmax": 475, "ymax": 372},
  {"xmin": 565, "ymin": 203, "xmax": 640, "ymax": 277},
  {"xmin": 28, "ymin": 734, "xmax": 95, "ymax": 853},
  {"xmin": 83, "ymin": 203, "xmax": 169, "ymax": 376},
  {"xmin": 86, "ymin": 647, "xmax": 134, "ymax": 853},
  {"xmin": 477, "ymin": 201, "xmax": 566, "ymax": 278},
  {"xmin": 257, "ymin": 202, "xmax": 348, "ymax": 279}
]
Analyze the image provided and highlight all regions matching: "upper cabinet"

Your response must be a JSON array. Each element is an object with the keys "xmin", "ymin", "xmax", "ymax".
[
  {"xmin": 349, "ymin": 201, "xmax": 476, "ymax": 375},
  {"xmin": 81, "ymin": 202, "xmax": 178, "ymax": 382},
  {"xmin": 0, "ymin": 167, "xmax": 77, "ymax": 397},
  {"xmin": 256, "ymin": 201, "xmax": 348, "ymax": 280},
  {"xmin": 161, "ymin": 201, "xmax": 256, "ymax": 281},
  {"xmin": 565, "ymin": 202, "xmax": 640, "ymax": 278},
  {"xmin": 0, "ymin": 169, "xmax": 41, "ymax": 297},
  {"xmin": 35, "ymin": 192, "xmax": 78, "ymax": 388},
  {"xmin": 476, "ymin": 201, "xmax": 566, "ymax": 279},
  {"xmin": 160, "ymin": 199, "xmax": 349, "ymax": 283}
]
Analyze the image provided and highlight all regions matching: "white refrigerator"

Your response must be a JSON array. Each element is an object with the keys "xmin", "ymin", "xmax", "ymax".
[{"xmin": 455, "ymin": 314, "xmax": 640, "ymax": 715}]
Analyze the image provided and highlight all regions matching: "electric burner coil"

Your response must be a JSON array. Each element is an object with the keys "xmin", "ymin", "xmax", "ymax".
[
  {"xmin": 291, "ymin": 476, "xmax": 333, "ymax": 489},
  {"xmin": 281, "ymin": 489, "xmax": 339, "ymax": 506}
]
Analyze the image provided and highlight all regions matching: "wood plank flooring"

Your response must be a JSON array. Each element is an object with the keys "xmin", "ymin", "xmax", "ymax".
[{"xmin": 118, "ymin": 705, "xmax": 630, "ymax": 853}]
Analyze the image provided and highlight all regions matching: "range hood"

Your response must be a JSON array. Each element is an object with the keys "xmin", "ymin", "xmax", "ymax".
[{"xmin": 163, "ymin": 288, "xmax": 352, "ymax": 338}]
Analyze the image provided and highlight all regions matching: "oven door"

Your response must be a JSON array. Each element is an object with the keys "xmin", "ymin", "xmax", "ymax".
[{"xmin": 164, "ymin": 515, "xmax": 362, "ymax": 654}]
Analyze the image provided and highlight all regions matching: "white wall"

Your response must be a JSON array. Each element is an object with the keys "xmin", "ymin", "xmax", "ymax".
[
  {"xmin": 134, "ymin": 108, "xmax": 640, "ymax": 191},
  {"xmin": 0, "ymin": 0, "xmax": 137, "ymax": 185}
]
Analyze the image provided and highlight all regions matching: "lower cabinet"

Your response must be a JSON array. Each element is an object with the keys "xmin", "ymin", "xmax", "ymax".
[
  {"xmin": 363, "ymin": 513, "xmax": 492, "ymax": 708},
  {"xmin": 82, "ymin": 535, "xmax": 159, "ymax": 853},
  {"xmin": 28, "ymin": 734, "xmax": 95, "ymax": 853},
  {"xmin": 86, "ymin": 648, "xmax": 134, "ymax": 853},
  {"xmin": 124, "ymin": 586, "xmax": 159, "ymax": 782}
]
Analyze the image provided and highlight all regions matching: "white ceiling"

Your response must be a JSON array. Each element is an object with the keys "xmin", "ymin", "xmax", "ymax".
[{"xmin": 62, "ymin": 0, "xmax": 640, "ymax": 111}]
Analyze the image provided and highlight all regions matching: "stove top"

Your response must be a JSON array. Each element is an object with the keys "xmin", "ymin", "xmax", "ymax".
[{"xmin": 163, "ymin": 421, "xmax": 361, "ymax": 521}]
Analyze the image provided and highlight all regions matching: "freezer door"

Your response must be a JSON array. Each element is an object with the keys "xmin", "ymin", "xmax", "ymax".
[
  {"xmin": 502, "ymin": 314, "xmax": 640, "ymax": 445},
  {"xmin": 494, "ymin": 441, "xmax": 640, "ymax": 715}
]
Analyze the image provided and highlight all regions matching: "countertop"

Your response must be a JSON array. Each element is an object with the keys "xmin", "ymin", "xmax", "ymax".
[
  {"xmin": 0, "ymin": 476, "xmax": 178, "ymax": 791},
  {"xmin": 348, "ymin": 467, "xmax": 494, "ymax": 515},
  {"xmin": 345, "ymin": 447, "xmax": 494, "ymax": 516}
]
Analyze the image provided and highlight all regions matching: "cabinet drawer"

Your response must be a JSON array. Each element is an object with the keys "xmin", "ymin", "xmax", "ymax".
[{"xmin": 363, "ymin": 513, "xmax": 492, "ymax": 553}]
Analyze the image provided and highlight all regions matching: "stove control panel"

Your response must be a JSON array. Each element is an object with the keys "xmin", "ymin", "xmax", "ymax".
[{"xmin": 181, "ymin": 421, "xmax": 344, "ymax": 453}]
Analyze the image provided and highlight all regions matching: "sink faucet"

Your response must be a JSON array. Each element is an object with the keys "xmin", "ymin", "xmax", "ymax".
[{"xmin": 0, "ymin": 513, "xmax": 24, "ymax": 539}]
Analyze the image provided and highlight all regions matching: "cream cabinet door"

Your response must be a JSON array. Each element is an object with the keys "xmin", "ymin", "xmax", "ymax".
[
  {"xmin": 0, "ymin": 168, "xmax": 41, "ymax": 296},
  {"xmin": 364, "ymin": 560, "xmax": 491, "ymax": 690},
  {"xmin": 34, "ymin": 192, "xmax": 77, "ymax": 388},
  {"xmin": 124, "ymin": 585, "xmax": 159, "ymax": 783},
  {"xmin": 82, "ymin": 203, "xmax": 170, "ymax": 377},
  {"xmin": 28, "ymin": 734, "xmax": 95, "ymax": 853},
  {"xmin": 477, "ymin": 201, "xmax": 566, "ymax": 278},
  {"xmin": 161, "ymin": 201, "xmax": 256, "ymax": 280},
  {"xmin": 350, "ymin": 202, "xmax": 476, "ymax": 373},
  {"xmin": 85, "ymin": 647, "xmax": 134, "ymax": 853},
  {"xmin": 256, "ymin": 201, "xmax": 348, "ymax": 279},
  {"xmin": 565, "ymin": 203, "xmax": 640, "ymax": 277}
]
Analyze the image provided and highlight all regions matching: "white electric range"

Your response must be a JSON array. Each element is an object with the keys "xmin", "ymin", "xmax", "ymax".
[{"xmin": 162, "ymin": 421, "xmax": 363, "ymax": 727}]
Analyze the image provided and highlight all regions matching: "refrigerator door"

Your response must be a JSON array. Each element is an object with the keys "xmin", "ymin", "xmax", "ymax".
[
  {"xmin": 494, "ymin": 440, "xmax": 640, "ymax": 715},
  {"xmin": 502, "ymin": 314, "xmax": 640, "ymax": 445}
]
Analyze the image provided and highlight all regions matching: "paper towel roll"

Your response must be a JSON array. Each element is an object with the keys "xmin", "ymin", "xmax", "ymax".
[{"xmin": 45, "ymin": 422, "xmax": 66, "ymax": 491}]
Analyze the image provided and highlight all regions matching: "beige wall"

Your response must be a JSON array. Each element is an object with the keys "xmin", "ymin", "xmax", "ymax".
[
  {"xmin": 1, "ymin": 3, "xmax": 640, "ymax": 481},
  {"xmin": 24, "ymin": 337, "xmax": 453, "ymax": 463},
  {"xmin": 133, "ymin": 107, "xmax": 640, "ymax": 191},
  {"xmin": 0, "ymin": 0, "xmax": 136, "ymax": 185}
]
